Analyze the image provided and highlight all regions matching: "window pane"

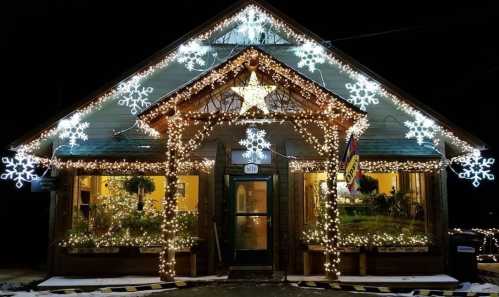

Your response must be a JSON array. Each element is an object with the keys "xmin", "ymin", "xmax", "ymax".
[
  {"xmin": 235, "ymin": 181, "xmax": 267, "ymax": 213},
  {"xmin": 303, "ymin": 171, "xmax": 429, "ymax": 247},
  {"xmin": 235, "ymin": 216, "xmax": 267, "ymax": 250},
  {"xmin": 67, "ymin": 175, "xmax": 199, "ymax": 248}
]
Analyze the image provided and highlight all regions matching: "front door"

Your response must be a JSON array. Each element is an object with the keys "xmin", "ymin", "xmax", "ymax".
[{"xmin": 229, "ymin": 176, "xmax": 272, "ymax": 266}]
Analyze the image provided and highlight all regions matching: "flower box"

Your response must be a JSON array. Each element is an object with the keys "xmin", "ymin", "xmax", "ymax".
[
  {"xmin": 67, "ymin": 247, "xmax": 119, "ymax": 254},
  {"xmin": 376, "ymin": 246, "xmax": 429, "ymax": 253}
]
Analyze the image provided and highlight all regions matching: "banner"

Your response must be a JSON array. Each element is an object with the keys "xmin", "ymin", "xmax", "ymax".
[{"xmin": 342, "ymin": 135, "xmax": 361, "ymax": 193}]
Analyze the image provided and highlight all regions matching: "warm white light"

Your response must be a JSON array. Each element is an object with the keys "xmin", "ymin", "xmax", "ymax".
[
  {"xmin": 404, "ymin": 112, "xmax": 437, "ymax": 145},
  {"xmin": 57, "ymin": 113, "xmax": 90, "ymax": 147},
  {"xmin": 117, "ymin": 76, "xmax": 154, "ymax": 115},
  {"xmin": 294, "ymin": 41, "xmax": 326, "ymax": 73},
  {"xmin": 239, "ymin": 127, "xmax": 271, "ymax": 163},
  {"xmin": 176, "ymin": 40, "xmax": 210, "ymax": 71},
  {"xmin": 457, "ymin": 150, "xmax": 495, "ymax": 187},
  {"xmin": 345, "ymin": 74, "xmax": 380, "ymax": 111},
  {"xmin": 1, "ymin": 152, "xmax": 38, "ymax": 189},
  {"xmin": 231, "ymin": 71, "xmax": 276, "ymax": 114}
]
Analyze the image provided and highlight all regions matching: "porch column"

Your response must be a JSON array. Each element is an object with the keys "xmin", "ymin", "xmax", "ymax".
[
  {"xmin": 324, "ymin": 126, "xmax": 340, "ymax": 280},
  {"xmin": 160, "ymin": 123, "xmax": 182, "ymax": 281}
]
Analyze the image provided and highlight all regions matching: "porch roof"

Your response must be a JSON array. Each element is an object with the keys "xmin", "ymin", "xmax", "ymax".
[{"xmin": 55, "ymin": 138, "xmax": 438, "ymax": 159}]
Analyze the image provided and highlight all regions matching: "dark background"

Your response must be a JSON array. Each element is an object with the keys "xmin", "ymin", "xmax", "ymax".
[{"xmin": 0, "ymin": 0, "xmax": 497, "ymax": 269}]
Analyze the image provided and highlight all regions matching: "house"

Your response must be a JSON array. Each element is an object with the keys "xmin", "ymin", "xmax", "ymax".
[{"xmin": 3, "ymin": 0, "xmax": 494, "ymax": 281}]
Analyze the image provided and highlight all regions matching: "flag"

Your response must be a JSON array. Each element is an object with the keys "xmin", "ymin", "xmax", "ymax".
[{"xmin": 342, "ymin": 135, "xmax": 361, "ymax": 193}]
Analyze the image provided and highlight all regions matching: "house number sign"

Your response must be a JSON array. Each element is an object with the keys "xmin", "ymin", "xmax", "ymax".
[{"xmin": 244, "ymin": 163, "xmax": 259, "ymax": 174}]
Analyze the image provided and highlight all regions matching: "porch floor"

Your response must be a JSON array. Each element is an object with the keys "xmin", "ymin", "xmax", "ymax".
[{"xmin": 38, "ymin": 274, "xmax": 458, "ymax": 290}]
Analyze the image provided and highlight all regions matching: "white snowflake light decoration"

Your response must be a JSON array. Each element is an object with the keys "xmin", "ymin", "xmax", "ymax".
[
  {"xmin": 345, "ymin": 74, "xmax": 380, "ymax": 111},
  {"xmin": 404, "ymin": 112, "xmax": 437, "ymax": 145},
  {"xmin": 239, "ymin": 127, "xmax": 271, "ymax": 163},
  {"xmin": 176, "ymin": 40, "xmax": 210, "ymax": 71},
  {"xmin": 1, "ymin": 152, "xmax": 38, "ymax": 188},
  {"xmin": 457, "ymin": 150, "xmax": 495, "ymax": 187},
  {"xmin": 117, "ymin": 76, "xmax": 154, "ymax": 115},
  {"xmin": 294, "ymin": 41, "xmax": 326, "ymax": 73},
  {"xmin": 57, "ymin": 113, "xmax": 90, "ymax": 147},
  {"xmin": 236, "ymin": 6, "xmax": 268, "ymax": 43}
]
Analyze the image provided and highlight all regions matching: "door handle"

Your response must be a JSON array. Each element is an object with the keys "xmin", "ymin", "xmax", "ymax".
[{"xmin": 268, "ymin": 216, "xmax": 272, "ymax": 227}]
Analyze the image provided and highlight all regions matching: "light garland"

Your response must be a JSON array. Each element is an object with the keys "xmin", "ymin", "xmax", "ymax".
[
  {"xmin": 13, "ymin": 3, "xmax": 479, "ymax": 161},
  {"xmin": 303, "ymin": 231, "xmax": 430, "ymax": 248},
  {"xmin": 345, "ymin": 74, "xmax": 380, "ymax": 111},
  {"xmin": 140, "ymin": 48, "xmax": 363, "ymax": 125},
  {"xmin": 449, "ymin": 228, "xmax": 499, "ymax": 262},
  {"xmin": 35, "ymin": 157, "xmax": 214, "ymax": 175},
  {"xmin": 345, "ymin": 116, "xmax": 369, "ymax": 141},
  {"xmin": 289, "ymin": 159, "xmax": 443, "ymax": 173},
  {"xmin": 231, "ymin": 71, "xmax": 276, "ymax": 114},
  {"xmin": 1, "ymin": 151, "xmax": 39, "ymax": 188},
  {"xmin": 239, "ymin": 127, "xmax": 271, "ymax": 163}
]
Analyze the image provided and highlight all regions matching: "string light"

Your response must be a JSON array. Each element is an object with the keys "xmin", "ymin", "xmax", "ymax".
[
  {"xmin": 450, "ymin": 228, "xmax": 499, "ymax": 263},
  {"xmin": 345, "ymin": 116, "xmax": 369, "ymax": 141},
  {"xmin": 231, "ymin": 71, "xmax": 276, "ymax": 114},
  {"xmin": 303, "ymin": 231, "xmax": 430, "ymax": 248},
  {"xmin": 289, "ymin": 159, "xmax": 443, "ymax": 173},
  {"xmin": 36, "ymin": 157, "xmax": 214, "ymax": 175},
  {"xmin": 13, "ymin": 3, "xmax": 479, "ymax": 162}
]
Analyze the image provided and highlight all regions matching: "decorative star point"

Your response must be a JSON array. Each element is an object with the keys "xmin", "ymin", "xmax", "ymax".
[{"xmin": 231, "ymin": 71, "xmax": 276, "ymax": 114}]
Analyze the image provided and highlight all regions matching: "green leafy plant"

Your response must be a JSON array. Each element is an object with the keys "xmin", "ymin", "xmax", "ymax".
[
  {"xmin": 124, "ymin": 176, "xmax": 156, "ymax": 195},
  {"xmin": 358, "ymin": 174, "xmax": 379, "ymax": 195}
]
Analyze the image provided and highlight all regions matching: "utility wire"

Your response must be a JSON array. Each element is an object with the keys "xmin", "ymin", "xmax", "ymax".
[{"xmin": 332, "ymin": 26, "xmax": 420, "ymax": 42}]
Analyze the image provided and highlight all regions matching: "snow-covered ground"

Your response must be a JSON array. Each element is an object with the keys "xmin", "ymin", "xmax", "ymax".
[{"xmin": 1, "ymin": 282, "xmax": 498, "ymax": 297}]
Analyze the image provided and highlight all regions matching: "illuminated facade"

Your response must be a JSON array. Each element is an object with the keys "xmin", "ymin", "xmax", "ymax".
[{"xmin": 5, "ymin": 0, "xmax": 492, "ymax": 280}]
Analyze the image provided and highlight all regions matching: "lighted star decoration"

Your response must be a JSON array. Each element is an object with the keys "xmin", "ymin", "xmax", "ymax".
[
  {"xmin": 239, "ymin": 127, "xmax": 271, "ymax": 163},
  {"xmin": 345, "ymin": 74, "xmax": 380, "ymax": 111},
  {"xmin": 57, "ymin": 113, "xmax": 90, "ymax": 147},
  {"xmin": 457, "ymin": 150, "xmax": 495, "ymax": 187},
  {"xmin": 176, "ymin": 40, "xmax": 210, "ymax": 71},
  {"xmin": 404, "ymin": 112, "xmax": 437, "ymax": 145},
  {"xmin": 236, "ymin": 6, "xmax": 268, "ymax": 43},
  {"xmin": 294, "ymin": 41, "xmax": 326, "ymax": 73},
  {"xmin": 117, "ymin": 76, "xmax": 154, "ymax": 115},
  {"xmin": 231, "ymin": 71, "xmax": 276, "ymax": 114},
  {"xmin": 1, "ymin": 152, "xmax": 38, "ymax": 189}
]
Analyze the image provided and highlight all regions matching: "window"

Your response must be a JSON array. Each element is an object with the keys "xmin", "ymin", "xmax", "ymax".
[
  {"xmin": 303, "ymin": 171, "xmax": 429, "ymax": 247},
  {"xmin": 66, "ymin": 175, "xmax": 199, "ymax": 248}
]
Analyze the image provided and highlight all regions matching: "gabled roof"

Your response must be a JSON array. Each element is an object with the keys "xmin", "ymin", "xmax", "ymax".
[
  {"xmin": 10, "ymin": 0, "xmax": 486, "ymax": 156},
  {"xmin": 138, "ymin": 46, "xmax": 365, "ymax": 128}
]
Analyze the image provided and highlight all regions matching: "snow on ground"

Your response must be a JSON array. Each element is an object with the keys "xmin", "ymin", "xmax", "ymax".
[
  {"xmin": 0, "ymin": 288, "xmax": 174, "ymax": 297},
  {"xmin": 457, "ymin": 282, "xmax": 499, "ymax": 293}
]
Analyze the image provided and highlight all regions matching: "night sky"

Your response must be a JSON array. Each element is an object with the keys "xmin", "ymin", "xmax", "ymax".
[{"xmin": 0, "ymin": 0, "xmax": 497, "ymax": 267}]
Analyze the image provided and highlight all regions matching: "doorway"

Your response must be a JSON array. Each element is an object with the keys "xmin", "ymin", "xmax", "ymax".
[{"xmin": 229, "ymin": 176, "xmax": 272, "ymax": 266}]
